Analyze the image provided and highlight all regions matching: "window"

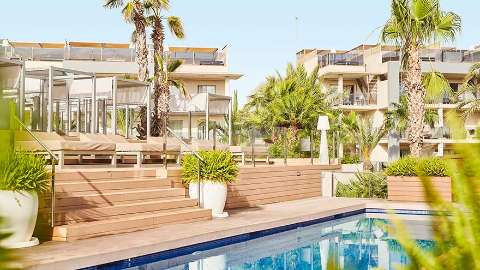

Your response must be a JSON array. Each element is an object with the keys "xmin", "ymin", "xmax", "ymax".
[
  {"xmin": 168, "ymin": 120, "xmax": 184, "ymax": 138},
  {"xmin": 198, "ymin": 85, "xmax": 216, "ymax": 94}
]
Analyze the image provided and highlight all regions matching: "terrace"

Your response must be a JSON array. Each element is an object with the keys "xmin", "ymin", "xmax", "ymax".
[{"xmin": 381, "ymin": 48, "xmax": 480, "ymax": 63}]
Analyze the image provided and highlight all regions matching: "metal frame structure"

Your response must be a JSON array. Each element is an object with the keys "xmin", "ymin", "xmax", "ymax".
[{"xmin": 25, "ymin": 66, "xmax": 96, "ymax": 134}]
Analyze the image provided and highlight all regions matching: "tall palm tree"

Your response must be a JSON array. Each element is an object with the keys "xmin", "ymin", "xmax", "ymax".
[
  {"xmin": 457, "ymin": 63, "xmax": 480, "ymax": 118},
  {"xmin": 343, "ymin": 112, "xmax": 390, "ymax": 171},
  {"xmin": 145, "ymin": 0, "xmax": 185, "ymax": 137},
  {"xmin": 381, "ymin": 0, "xmax": 461, "ymax": 156},
  {"xmin": 135, "ymin": 55, "xmax": 187, "ymax": 138},
  {"xmin": 104, "ymin": 0, "xmax": 149, "ymax": 81}
]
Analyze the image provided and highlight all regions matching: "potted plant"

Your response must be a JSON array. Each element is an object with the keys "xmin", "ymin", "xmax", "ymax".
[
  {"xmin": 386, "ymin": 156, "xmax": 451, "ymax": 202},
  {"xmin": 0, "ymin": 150, "xmax": 50, "ymax": 248},
  {"xmin": 182, "ymin": 150, "xmax": 238, "ymax": 218}
]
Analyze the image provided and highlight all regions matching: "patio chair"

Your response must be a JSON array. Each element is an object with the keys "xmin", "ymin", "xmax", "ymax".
[{"xmin": 15, "ymin": 132, "xmax": 116, "ymax": 168}]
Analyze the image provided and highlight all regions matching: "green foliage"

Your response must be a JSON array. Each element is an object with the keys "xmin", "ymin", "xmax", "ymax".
[
  {"xmin": 336, "ymin": 172, "xmax": 387, "ymax": 199},
  {"xmin": 0, "ymin": 217, "xmax": 18, "ymax": 270},
  {"xmin": 181, "ymin": 151, "xmax": 239, "ymax": 184},
  {"xmin": 385, "ymin": 156, "xmax": 449, "ymax": 177},
  {"xmin": 342, "ymin": 112, "xmax": 390, "ymax": 170},
  {"xmin": 341, "ymin": 154, "xmax": 360, "ymax": 164},
  {"xmin": 0, "ymin": 151, "xmax": 50, "ymax": 193},
  {"xmin": 391, "ymin": 142, "xmax": 480, "ymax": 269},
  {"xmin": 243, "ymin": 64, "xmax": 337, "ymax": 142}
]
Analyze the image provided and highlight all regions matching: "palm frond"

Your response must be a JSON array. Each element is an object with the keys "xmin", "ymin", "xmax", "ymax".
[{"xmin": 167, "ymin": 16, "xmax": 185, "ymax": 39}]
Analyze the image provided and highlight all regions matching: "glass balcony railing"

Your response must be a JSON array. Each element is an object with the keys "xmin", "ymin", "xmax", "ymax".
[
  {"xmin": 342, "ymin": 93, "xmax": 377, "ymax": 106},
  {"xmin": 7, "ymin": 46, "xmax": 136, "ymax": 62},
  {"xmin": 165, "ymin": 51, "xmax": 225, "ymax": 66},
  {"xmin": 318, "ymin": 53, "xmax": 364, "ymax": 67},
  {"xmin": 382, "ymin": 49, "xmax": 480, "ymax": 63}
]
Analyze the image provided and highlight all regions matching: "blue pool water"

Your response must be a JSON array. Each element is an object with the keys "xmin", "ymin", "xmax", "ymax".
[{"xmin": 94, "ymin": 213, "xmax": 433, "ymax": 270}]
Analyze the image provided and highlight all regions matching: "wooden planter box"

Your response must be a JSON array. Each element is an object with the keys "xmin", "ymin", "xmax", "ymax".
[{"xmin": 388, "ymin": 176, "xmax": 452, "ymax": 202}]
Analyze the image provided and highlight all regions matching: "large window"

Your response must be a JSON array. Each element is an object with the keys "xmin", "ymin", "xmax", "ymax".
[{"xmin": 198, "ymin": 85, "xmax": 216, "ymax": 94}]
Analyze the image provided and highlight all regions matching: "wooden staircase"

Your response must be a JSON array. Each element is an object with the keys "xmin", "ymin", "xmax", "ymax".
[{"xmin": 39, "ymin": 168, "xmax": 211, "ymax": 241}]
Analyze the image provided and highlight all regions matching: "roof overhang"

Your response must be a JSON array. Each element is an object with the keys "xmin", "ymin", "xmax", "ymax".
[{"xmin": 170, "ymin": 72, "xmax": 243, "ymax": 80}]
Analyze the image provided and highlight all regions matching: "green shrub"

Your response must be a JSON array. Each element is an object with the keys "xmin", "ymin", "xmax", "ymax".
[
  {"xmin": 0, "ymin": 151, "xmax": 50, "ymax": 193},
  {"xmin": 341, "ymin": 154, "xmax": 361, "ymax": 164},
  {"xmin": 181, "ymin": 150, "xmax": 239, "ymax": 184},
  {"xmin": 336, "ymin": 172, "xmax": 387, "ymax": 199},
  {"xmin": 417, "ymin": 157, "xmax": 449, "ymax": 177},
  {"xmin": 385, "ymin": 156, "xmax": 449, "ymax": 177}
]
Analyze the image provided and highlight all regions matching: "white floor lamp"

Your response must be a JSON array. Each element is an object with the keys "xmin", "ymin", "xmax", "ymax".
[{"xmin": 317, "ymin": 115, "xmax": 330, "ymax": 165}]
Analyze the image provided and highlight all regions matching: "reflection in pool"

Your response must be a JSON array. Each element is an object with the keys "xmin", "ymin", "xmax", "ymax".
[{"xmin": 118, "ymin": 214, "xmax": 433, "ymax": 270}]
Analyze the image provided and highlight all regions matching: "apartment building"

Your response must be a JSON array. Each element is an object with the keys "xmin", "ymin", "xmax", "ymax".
[
  {"xmin": 0, "ymin": 40, "xmax": 242, "ymax": 140},
  {"xmin": 297, "ymin": 44, "xmax": 480, "ymax": 163}
]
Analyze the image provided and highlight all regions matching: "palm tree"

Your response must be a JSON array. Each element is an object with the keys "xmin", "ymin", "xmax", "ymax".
[
  {"xmin": 457, "ymin": 63, "xmax": 480, "ymax": 118},
  {"xmin": 381, "ymin": 0, "xmax": 461, "ymax": 156},
  {"xmin": 386, "ymin": 95, "xmax": 439, "ymax": 136},
  {"xmin": 145, "ymin": 0, "xmax": 185, "ymax": 137},
  {"xmin": 343, "ymin": 112, "xmax": 389, "ymax": 171},
  {"xmin": 244, "ymin": 64, "xmax": 335, "ymax": 143},
  {"xmin": 104, "ymin": 0, "xmax": 149, "ymax": 81},
  {"xmin": 136, "ymin": 55, "xmax": 187, "ymax": 138}
]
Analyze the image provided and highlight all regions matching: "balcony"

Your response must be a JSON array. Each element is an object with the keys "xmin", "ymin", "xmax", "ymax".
[
  {"xmin": 166, "ymin": 51, "xmax": 225, "ymax": 66},
  {"xmin": 318, "ymin": 53, "xmax": 364, "ymax": 68},
  {"xmin": 342, "ymin": 93, "xmax": 377, "ymax": 106},
  {"xmin": 382, "ymin": 49, "xmax": 480, "ymax": 63},
  {"xmin": 6, "ymin": 45, "xmax": 135, "ymax": 62}
]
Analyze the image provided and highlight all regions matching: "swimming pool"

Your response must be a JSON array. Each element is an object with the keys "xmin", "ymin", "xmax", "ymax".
[{"xmin": 89, "ymin": 211, "xmax": 433, "ymax": 270}]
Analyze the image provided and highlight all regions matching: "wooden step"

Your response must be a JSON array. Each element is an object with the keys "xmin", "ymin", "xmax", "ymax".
[
  {"xmin": 52, "ymin": 208, "xmax": 212, "ymax": 241},
  {"xmin": 56, "ymin": 168, "xmax": 158, "ymax": 181},
  {"xmin": 54, "ymin": 188, "xmax": 186, "ymax": 208},
  {"xmin": 54, "ymin": 198, "xmax": 199, "ymax": 224},
  {"xmin": 56, "ymin": 178, "xmax": 170, "ymax": 193}
]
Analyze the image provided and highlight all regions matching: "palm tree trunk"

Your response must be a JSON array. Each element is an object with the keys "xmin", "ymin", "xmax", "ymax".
[
  {"xmin": 404, "ymin": 45, "xmax": 425, "ymax": 157},
  {"xmin": 132, "ymin": 1, "xmax": 148, "ymax": 82},
  {"xmin": 151, "ymin": 18, "xmax": 166, "ymax": 136}
]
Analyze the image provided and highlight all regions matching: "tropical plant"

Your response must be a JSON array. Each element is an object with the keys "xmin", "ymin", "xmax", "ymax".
[
  {"xmin": 0, "ymin": 151, "xmax": 50, "ymax": 193},
  {"xmin": 136, "ymin": 55, "xmax": 187, "ymax": 138},
  {"xmin": 342, "ymin": 112, "xmax": 389, "ymax": 171},
  {"xmin": 244, "ymin": 64, "xmax": 336, "ymax": 151},
  {"xmin": 145, "ymin": 0, "xmax": 185, "ymax": 137},
  {"xmin": 104, "ymin": 0, "xmax": 149, "ymax": 82},
  {"xmin": 341, "ymin": 154, "xmax": 361, "ymax": 164},
  {"xmin": 457, "ymin": 63, "xmax": 480, "ymax": 118},
  {"xmin": 385, "ymin": 156, "xmax": 449, "ymax": 177},
  {"xmin": 386, "ymin": 95, "xmax": 439, "ymax": 135},
  {"xmin": 381, "ymin": 0, "xmax": 461, "ymax": 157},
  {"xmin": 0, "ymin": 217, "xmax": 17, "ymax": 270},
  {"xmin": 181, "ymin": 151, "xmax": 239, "ymax": 184},
  {"xmin": 335, "ymin": 172, "xmax": 387, "ymax": 199},
  {"xmin": 391, "ymin": 133, "xmax": 480, "ymax": 269}
]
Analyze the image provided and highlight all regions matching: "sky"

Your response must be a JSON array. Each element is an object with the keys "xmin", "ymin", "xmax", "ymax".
[{"xmin": 1, "ymin": 0, "xmax": 479, "ymax": 105}]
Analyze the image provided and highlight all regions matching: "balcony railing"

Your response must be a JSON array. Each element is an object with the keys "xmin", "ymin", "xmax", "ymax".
[
  {"xmin": 7, "ymin": 46, "xmax": 136, "ymax": 62},
  {"xmin": 318, "ymin": 53, "xmax": 364, "ymax": 68},
  {"xmin": 342, "ymin": 93, "xmax": 377, "ymax": 106},
  {"xmin": 382, "ymin": 49, "xmax": 480, "ymax": 63},
  {"xmin": 165, "ymin": 51, "xmax": 225, "ymax": 66}
]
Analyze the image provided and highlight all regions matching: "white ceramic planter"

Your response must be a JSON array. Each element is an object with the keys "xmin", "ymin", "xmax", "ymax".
[
  {"xmin": 189, "ymin": 181, "xmax": 228, "ymax": 218},
  {"xmin": 0, "ymin": 191, "xmax": 39, "ymax": 248}
]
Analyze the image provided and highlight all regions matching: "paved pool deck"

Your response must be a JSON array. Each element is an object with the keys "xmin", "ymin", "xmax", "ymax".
[{"xmin": 19, "ymin": 197, "xmax": 429, "ymax": 270}]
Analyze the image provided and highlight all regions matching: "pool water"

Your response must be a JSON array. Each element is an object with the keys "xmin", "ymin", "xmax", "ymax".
[{"xmin": 104, "ymin": 214, "xmax": 434, "ymax": 270}]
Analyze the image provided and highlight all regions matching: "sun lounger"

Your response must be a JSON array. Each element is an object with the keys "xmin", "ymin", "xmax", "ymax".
[
  {"xmin": 15, "ymin": 132, "xmax": 116, "ymax": 168},
  {"xmin": 81, "ymin": 134, "xmax": 177, "ymax": 168}
]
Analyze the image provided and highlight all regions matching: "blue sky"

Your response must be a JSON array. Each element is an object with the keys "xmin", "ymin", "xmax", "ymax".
[{"xmin": 1, "ymin": 0, "xmax": 478, "ymax": 105}]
